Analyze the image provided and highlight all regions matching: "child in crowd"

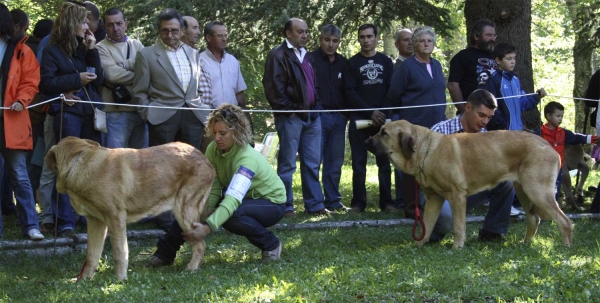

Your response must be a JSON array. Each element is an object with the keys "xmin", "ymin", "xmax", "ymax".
[
  {"xmin": 539, "ymin": 101, "xmax": 596, "ymax": 199},
  {"xmin": 480, "ymin": 42, "xmax": 547, "ymax": 131}
]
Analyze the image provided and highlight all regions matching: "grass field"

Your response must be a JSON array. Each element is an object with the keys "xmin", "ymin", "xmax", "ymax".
[{"xmin": 1, "ymin": 163, "xmax": 599, "ymax": 302}]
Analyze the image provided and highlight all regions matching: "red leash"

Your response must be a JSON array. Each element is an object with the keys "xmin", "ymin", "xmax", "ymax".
[
  {"xmin": 76, "ymin": 260, "xmax": 87, "ymax": 282},
  {"xmin": 411, "ymin": 180, "xmax": 426, "ymax": 241}
]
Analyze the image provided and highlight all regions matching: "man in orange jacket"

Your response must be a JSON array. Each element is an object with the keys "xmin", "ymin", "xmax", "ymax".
[{"xmin": 0, "ymin": 3, "xmax": 43, "ymax": 240}]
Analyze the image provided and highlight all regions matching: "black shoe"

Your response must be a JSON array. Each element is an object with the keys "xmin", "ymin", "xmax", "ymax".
[
  {"xmin": 57, "ymin": 228, "xmax": 74, "ymax": 237},
  {"xmin": 146, "ymin": 256, "xmax": 173, "ymax": 268},
  {"xmin": 478, "ymin": 229, "xmax": 503, "ymax": 242}
]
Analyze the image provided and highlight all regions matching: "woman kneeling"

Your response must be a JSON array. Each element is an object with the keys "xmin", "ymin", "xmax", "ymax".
[{"xmin": 147, "ymin": 104, "xmax": 286, "ymax": 267}]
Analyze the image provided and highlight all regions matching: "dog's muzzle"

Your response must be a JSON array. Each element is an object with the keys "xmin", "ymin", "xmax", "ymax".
[{"xmin": 365, "ymin": 136, "xmax": 387, "ymax": 157}]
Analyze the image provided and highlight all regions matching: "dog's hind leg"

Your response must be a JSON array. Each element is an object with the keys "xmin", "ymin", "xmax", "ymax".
[
  {"xmin": 416, "ymin": 190, "xmax": 445, "ymax": 247},
  {"xmin": 83, "ymin": 216, "xmax": 107, "ymax": 279},
  {"xmin": 187, "ymin": 239, "xmax": 207, "ymax": 270},
  {"xmin": 106, "ymin": 213, "xmax": 129, "ymax": 280},
  {"xmin": 514, "ymin": 182, "xmax": 540, "ymax": 243}
]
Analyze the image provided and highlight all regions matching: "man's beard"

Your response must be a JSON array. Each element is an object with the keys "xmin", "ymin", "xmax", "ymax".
[{"xmin": 478, "ymin": 39, "xmax": 495, "ymax": 52}]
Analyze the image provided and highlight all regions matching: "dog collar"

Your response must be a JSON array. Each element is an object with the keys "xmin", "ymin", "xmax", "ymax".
[
  {"xmin": 65, "ymin": 152, "xmax": 83, "ymax": 179},
  {"xmin": 417, "ymin": 132, "xmax": 433, "ymax": 178}
]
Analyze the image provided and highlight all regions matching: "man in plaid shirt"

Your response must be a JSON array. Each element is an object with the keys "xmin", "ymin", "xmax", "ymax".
[{"xmin": 426, "ymin": 89, "xmax": 515, "ymax": 242}]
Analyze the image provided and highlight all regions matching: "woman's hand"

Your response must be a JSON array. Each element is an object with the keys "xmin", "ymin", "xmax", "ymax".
[
  {"xmin": 80, "ymin": 72, "xmax": 97, "ymax": 85},
  {"xmin": 182, "ymin": 222, "xmax": 212, "ymax": 242},
  {"xmin": 84, "ymin": 29, "xmax": 96, "ymax": 50},
  {"xmin": 63, "ymin": 90, "xmax": 82, "ymax": 106},
  {"xmin": 10, "ymin": 101, "xmax": 24, "ymax": 112}
]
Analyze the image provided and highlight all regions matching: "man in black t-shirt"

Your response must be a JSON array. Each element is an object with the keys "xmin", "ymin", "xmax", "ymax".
[
  {"xmin": 344, "ymin": 24, "xmax": 399, "ymax": 213},
  {"xmin": 447, "ymin": 19, "xmax": 497, "ymax": 114}
]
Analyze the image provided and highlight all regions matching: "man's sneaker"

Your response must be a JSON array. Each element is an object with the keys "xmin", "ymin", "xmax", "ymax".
[
  {"xmin": 348, "ymin": 207, "xmax": 363, "ymax": 213},
  {"xmin": 145, "ymin": 256, "xmax": 173, "ymax": 268},
  {"xmin": 262, "ymin": 242, "xmax": 282, "ymax": 261},
  {"xmin": 510, "ymin": 206, "xmax": 525, "ymax": 217},
  {"xmin": 28, "ymin": 229, "xmax": 45, "ymax": 241}
]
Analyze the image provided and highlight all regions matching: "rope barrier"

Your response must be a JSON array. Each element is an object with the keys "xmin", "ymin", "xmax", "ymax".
[
  {"xmin": 2, "ymin": 92, "xmax": 596, "ymax": 115},
  {"xmin": 1, "ymin": 92, "xmax": 549, "ymax": 113}
]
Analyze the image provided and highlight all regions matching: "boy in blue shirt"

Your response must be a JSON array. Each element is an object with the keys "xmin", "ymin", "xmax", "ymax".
[{"xmin": 480, "ymin": 42, "xmax": 547, "ymax": 131}]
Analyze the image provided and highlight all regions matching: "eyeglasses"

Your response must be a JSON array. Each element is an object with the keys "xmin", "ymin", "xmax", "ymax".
[{"xmin": 160, "ymin": 28, "xmax": 180, "ymax": 36}]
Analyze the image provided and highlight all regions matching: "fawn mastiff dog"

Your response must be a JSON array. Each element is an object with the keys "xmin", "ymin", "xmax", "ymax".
[
  {"xmin": 366, "ymin": 120, "xmax": 573, "ymax": 248},
  {"xmin": 45, "ymin": 137, "xmax": 215, "ymax": 279}
]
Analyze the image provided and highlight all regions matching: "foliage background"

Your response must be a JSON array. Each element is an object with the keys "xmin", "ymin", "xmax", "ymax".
[{"xmin": 4, "ymin": 0, "xmax": 600, "ymax": 138}]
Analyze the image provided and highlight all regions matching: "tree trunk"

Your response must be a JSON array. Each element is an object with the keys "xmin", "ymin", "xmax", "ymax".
[
  {"xmin": 567, "ymin": 0, "xmax": 594, "ymax": 134},
  {"xmin": 465, "ymin": 0, "xmax": 539, "ymax": 129}
]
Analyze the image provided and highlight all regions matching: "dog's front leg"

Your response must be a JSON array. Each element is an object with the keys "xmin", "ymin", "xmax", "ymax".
[
  {"xmin": 417, "ymin": 190, "xmax": 445, "ymax": 247},
  {"xmin": 448, "ymin": 192, "xmax": 468, "ymax": 249},
  {"xmin": 83, "ymin": 216, "xmax": 108, "ymax": 279},
  {"xmin": 106, "ymin": 214, "xmax": 128, "ymax": 280}
]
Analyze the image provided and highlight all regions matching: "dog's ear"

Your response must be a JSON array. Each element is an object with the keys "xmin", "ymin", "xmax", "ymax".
[
  {"xmin": 398, "ymin": 131, "xmax": 415, "ymax": 159},
  {"xmin": 45, "ymin": 146, "xmax": 57, "ymax": 171},
  {"xmin": 83, "ymin": 139, "xmax": 101, "ymax": 147}
]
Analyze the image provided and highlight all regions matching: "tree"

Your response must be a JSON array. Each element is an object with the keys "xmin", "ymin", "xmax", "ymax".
[
  {"xmin": 464, "ymin": 0, "xmax": 540, "ymax": 129},
  {"xmin": 567, "ymin": 0, "xmax": 600, "ymax": 133}
]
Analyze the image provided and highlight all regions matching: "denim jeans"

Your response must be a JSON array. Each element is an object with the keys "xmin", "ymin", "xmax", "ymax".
[
  {"xmin": 154, "ymin": 198, "xmax": 285, "ymax": 263},
  {"xmin": 421, "ymin": 181, "xmax": 515, "ymax": 241},
  {"xmin": 274, "ymin": 113, "xmax": 325, "ymax": 213},
  {"xmin": 320, "ymin": 112, "xmax": 347, "ymax": 209},
  {"xmin": 348, "ymin": 116, "xmax": 394, "ymax": 211},
  {"xmin": 51, "ymin": 112, "xmax": 101, "ymax": 231},
  {"xmin": 0, "ymin": 149, "xmax": 41, "ymax": 236},
  {"xmin": 106, "ymin": 111, "xmax": 148, "ymax": 149},
  {"xmin": 38, "ymin": 116, "xmax": 56, "ymax": 225}
]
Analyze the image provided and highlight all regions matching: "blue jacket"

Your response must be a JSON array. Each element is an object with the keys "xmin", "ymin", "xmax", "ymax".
[
  {"xmin": 481, "ymin": 70, "xmax": 539, "ymax": 130},
  {"xmin": 39, "ymin": 39, "xmax": 104, "ymax": 116}
]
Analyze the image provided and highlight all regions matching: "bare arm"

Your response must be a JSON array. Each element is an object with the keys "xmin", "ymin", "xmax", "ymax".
[
  {"xmin": 236, "ymin": 91, "xmax": 246, "ymax": 108},
  {"xmin": 447, "ymin": 82, "xmax": 465, "ymax": 114}
]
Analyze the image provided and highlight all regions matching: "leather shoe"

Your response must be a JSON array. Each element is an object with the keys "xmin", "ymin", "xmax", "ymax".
[
  {"xmin": 310, "ymin": 208, "xmax": 332, "ymax": 215},
  {"xmin": 284, "ymin": 210, "xmax": 296, "ymax": 217},
  {"xmin": 348, "ymin": 207, "xmax": 363, "ymax": 213},
  {"xmin": 478, "ymin": 229, "xmax": 503, "ymax": 242},
  {"xmin": 382, "ymin": 205, "xmax": 401, "ymax": 213},
  {"xmin": 146, "ymin": 256, "xmax": 173, "ymax": 268}
]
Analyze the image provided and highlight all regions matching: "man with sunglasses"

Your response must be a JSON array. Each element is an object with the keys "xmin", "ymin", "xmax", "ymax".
[{"xmin": 132, "ymin": 8, "xmax": 210, "ymax": 230}]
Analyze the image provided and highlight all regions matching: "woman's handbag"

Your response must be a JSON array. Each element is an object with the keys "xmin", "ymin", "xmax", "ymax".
[{"xmin": 82, "ymin": 86, "xmax": 107, "ymax": 133}]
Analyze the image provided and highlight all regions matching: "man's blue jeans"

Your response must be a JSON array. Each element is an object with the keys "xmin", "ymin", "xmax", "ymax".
[
  {"xmin": 0, "ymin": 149, "xmax": 41, "ymax": 237},
  {"xmin": 274, "ymin": 113, "xmax": 325, "ymax": 213},
  {"xmin": 421, "ymin": 181, "xmax": 515, "ymax": 241},
  {"xmin": 320, "ymin": 112, "xmax": 347, "ymax": 210},
  {"xmin": 154, "ymin": 198, "xmax": 285, "ymax": 263},
  {"xmin": 52, "ymin": 112, "xmax": 101, "ymax": 232},
  {"xmin": 348, "ymin": 117, "xmax": 394, "ymax": 211},
  {"xmin": 106, "ymin": 111, "xmax": 148, "ymax": 149}
]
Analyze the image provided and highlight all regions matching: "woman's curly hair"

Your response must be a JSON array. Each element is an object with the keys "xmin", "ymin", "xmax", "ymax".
[
  {"xmin": 50, "ymin": 2, "xmax": 88, "ymax": 57},
  {"xmin": 207, "ymin": 104, "xmax": 253, "ymax": 147}
]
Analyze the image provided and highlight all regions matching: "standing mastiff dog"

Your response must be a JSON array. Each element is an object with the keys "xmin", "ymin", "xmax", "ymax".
[
  {"xmin": 45, "ymin": 137, "xmax": 215, "ymax": 279},
  {"xmin": 366, "ymin": 120, "xmax": 572, "ymax": 248}
]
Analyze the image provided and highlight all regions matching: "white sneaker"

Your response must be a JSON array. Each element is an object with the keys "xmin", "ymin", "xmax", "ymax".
[
  {"xmin": 28, "ymin": 229, "xmax": 45, "ymax": 241},
  {"xmin": 510, "ymin": 206, "xmax": 524, "ymax": 217},
  {"xmin": 262, "ymin": 242, "xmax": 282, "ymax": 261}
]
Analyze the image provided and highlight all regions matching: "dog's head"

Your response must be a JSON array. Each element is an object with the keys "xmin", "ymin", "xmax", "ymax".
[
  {"xmin": 365, "ymin": 120, "xmax": 425, "ymax": 173},
  {"xmin": 45, "ymin": 137, "xmax": 101, "ymax": 191}
]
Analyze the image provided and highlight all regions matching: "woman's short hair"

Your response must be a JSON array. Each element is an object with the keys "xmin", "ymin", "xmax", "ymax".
[
  {"xmin": 207, "ymin": 104, "xmax": 253, "ymax": 148},
  {"xmin": 411, "ymin": 26, "xmax": 436, "ymax": 48},
  {"xmin": 50, "ymin": 2, "xmax": 89, "ymax": 56}
]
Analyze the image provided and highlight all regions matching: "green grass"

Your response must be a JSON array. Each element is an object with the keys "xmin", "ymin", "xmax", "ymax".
[{"xmin": 1, "ymin": 162, "xmax": 600, "ymax": 302}]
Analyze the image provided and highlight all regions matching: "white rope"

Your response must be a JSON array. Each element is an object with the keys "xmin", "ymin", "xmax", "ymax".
[{"xmin": 3, "ymin": 92, "xmax": 596, "ymax": 113}]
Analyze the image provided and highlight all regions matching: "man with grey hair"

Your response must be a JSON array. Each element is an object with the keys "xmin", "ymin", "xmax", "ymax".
[
  {"xmin": 199, "ymin": 21, "xmax": 247, "ymax": 108},
  {"xmin": 309, "ymin": 24, "xmax": 349, "ymax": 212},
  {"xmin": 393, "ymin": 28, "xmax": 413, "ymax": 68},
  {"xmin": 180, "ymin": 16, "xmax": 200, "ymax": 48},
  {"xmin": 133, "ymin": 8, "xmax": 210, "ymax": 230}
]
